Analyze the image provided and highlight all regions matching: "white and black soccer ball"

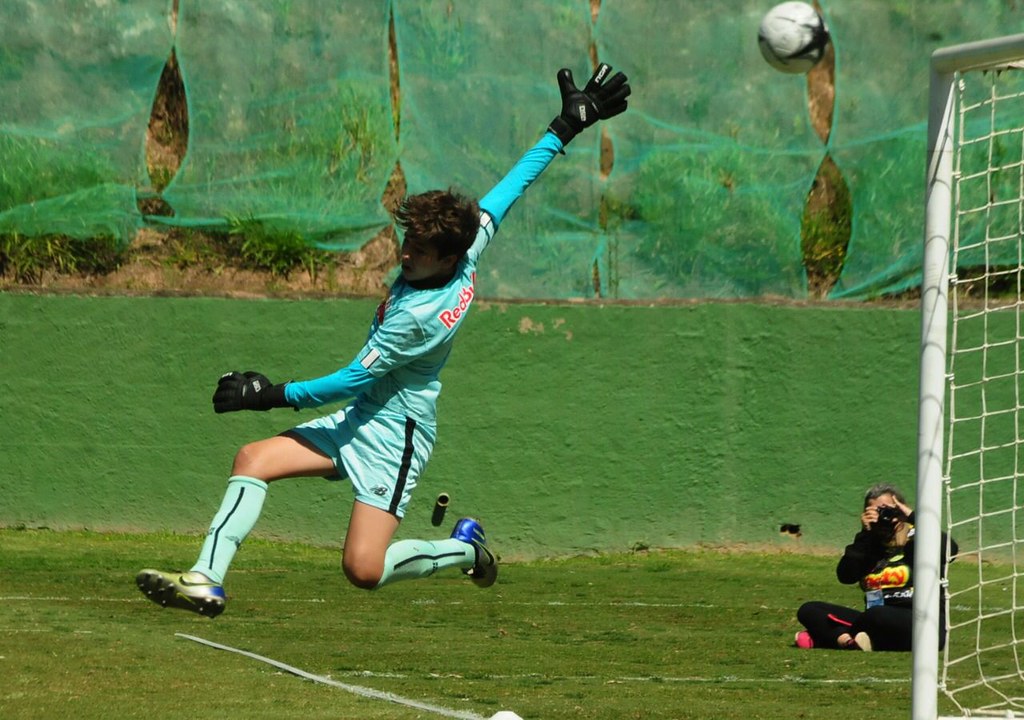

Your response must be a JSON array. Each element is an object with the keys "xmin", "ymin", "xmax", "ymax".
[{"xmin": 757, "ymin": 2, "xmax": 830, "ymax": 74}]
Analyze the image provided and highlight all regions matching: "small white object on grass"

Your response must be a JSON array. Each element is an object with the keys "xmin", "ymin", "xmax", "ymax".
[{"xmin": 489, "ymin": 712, "xmax": 524, "ymax": 720}]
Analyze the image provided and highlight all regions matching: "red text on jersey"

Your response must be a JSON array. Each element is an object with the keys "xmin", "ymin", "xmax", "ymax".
[{"xmin": 438, "ymin": 274, "xmax": 476, "ymax": 329}]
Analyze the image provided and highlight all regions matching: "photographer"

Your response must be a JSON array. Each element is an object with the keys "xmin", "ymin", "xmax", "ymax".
[{"xmin": 794, "ymin": 483, "xmax": 958, "ymax": 651}]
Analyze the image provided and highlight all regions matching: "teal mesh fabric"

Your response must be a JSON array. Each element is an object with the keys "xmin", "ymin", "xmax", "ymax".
[
  {"xmin": 0, "ymin": 0, "xmax": 172, "ymax": 243},
  {"xmin": 827, "ymin": 0, "xmax": 1024, "ymax": 298},
  {"xmin": 6, "ymin": 1, "xmax": 1024, "ymax": 299},
  {"xmin": 597, "ymin": 0, "xmax": 822, "ymax": 299},
  {"xmin": 159, "ymin": 1, "xmax": 396, "ymax": 249},
  {"xmin": 394, "ymin": 0, "xmax": 600, "ymax": 298}
]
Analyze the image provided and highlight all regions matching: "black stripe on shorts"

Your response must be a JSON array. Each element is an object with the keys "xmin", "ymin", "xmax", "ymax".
[{"xmin": 390, "ymin": 416, "xmax": 416, "ymax": 515}]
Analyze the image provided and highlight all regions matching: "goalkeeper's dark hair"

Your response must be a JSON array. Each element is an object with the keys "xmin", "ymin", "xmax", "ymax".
[
  {"xmin": 395, "ymin": 189, "xmax": 480, "ymax": 260},
  {"xmin": 863, "ymin": 483, "xmax": 907, "ymax": 508}
]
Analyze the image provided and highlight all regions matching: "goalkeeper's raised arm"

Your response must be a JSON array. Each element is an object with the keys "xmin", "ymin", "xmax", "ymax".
[{"xmin": 479, "ymin": 63, "xmax": 631, "ymax": 231}]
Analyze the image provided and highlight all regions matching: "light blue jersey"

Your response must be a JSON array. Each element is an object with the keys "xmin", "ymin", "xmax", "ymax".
[{"xmin": 285, "ymin": 132, "xmax": 563, "ymax": 516}]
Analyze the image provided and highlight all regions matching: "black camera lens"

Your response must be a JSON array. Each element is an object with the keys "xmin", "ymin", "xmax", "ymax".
[{"xmin": 876, "ymin": 506, "xmax": 902, "ymax": 526}]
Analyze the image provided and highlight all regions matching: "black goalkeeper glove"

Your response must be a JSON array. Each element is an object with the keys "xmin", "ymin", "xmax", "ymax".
[
  {"xmin": 212, "ymin": 371, "xmax": 292, "ymax": 413},
  {"xmin": 547, "ymin": 63, "xmax": 631, "ymax": 146}
]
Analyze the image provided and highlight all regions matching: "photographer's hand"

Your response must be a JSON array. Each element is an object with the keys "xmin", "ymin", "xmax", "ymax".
[
  {"xmin": 895, "ymin": 499, "xmax": 913, "ymax": 519},
  {"xmin": 861, "ymin": 507, "xmax": 879, "ymax": 532}
]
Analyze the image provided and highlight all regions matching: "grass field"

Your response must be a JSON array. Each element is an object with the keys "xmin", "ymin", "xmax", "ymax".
[{"xmin": 2, "ymin": 529, "xmax": 935, "ymax": 719}]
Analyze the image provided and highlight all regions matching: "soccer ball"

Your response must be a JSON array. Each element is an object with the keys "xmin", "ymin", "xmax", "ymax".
[{"xmin": 757, "ymin": 2, "xmax": 830, "ymax": 74}]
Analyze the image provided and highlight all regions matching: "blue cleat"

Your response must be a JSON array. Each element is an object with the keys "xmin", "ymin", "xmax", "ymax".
[
  {"xmin": 450, "ymin": 517, "xmax": 498, "ymax": 588},
  {"xmin": 135, "ymin": 568, "xmax": 226, "ymax": 618}
]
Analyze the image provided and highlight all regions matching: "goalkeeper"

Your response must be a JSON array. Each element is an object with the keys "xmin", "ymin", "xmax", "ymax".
[
  {"xmin": 793, "ymin": 483, "xmax": 958, "ymax": 651},
  {"xmin": 135, "ymin": 64, "xmax": 631, "ymax": 617}
]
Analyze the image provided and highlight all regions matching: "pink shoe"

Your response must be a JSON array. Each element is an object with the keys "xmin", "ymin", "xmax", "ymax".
[{"xmin": 794, "ymin": 630, "xmax": 814, "ymax": 649}]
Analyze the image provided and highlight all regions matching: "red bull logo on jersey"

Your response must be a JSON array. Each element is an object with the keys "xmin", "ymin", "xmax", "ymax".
[
  {"xmin": 438, "ymin": 274, "xmax": 475, "ymax": 329},
  {"xmin": 863, "ymin": 564, "xmax": 910, "ymax": 591}
]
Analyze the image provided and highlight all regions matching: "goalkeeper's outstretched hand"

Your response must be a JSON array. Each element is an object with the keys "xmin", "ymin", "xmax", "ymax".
[
  {"xmin": 212, "ymin": 371, "xmax": 291, "ymax": 413},
  {"xmin": 548, "ymin": 62, "xmax": 631, "ymax": 146}
]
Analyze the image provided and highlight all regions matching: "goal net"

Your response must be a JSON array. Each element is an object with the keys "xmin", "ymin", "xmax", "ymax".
[{"xmin": 919, "ymin": 33, "xmax": 1024, "ymax": 720}]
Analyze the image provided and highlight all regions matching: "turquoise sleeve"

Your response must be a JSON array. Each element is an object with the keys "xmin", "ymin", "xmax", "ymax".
[
  {"xmin": 478, "ymin": 131, "xmax": 563, "ymax": 228},
  {"xmin": 284, "ymin": 358, "xmax": 377, "ymax": 409}
]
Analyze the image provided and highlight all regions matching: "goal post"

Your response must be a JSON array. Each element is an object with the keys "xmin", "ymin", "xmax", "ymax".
[{"xmin": 918, "ymin": 33, "xmax": 1024, "ymax": 720}]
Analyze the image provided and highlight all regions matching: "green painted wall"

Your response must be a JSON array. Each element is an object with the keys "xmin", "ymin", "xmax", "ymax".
[{"xmin": 0, "ymin": 294, "xmax": 921, "ymax": 559}]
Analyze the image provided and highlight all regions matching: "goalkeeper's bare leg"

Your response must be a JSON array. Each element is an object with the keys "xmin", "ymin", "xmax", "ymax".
[
  {"xmin": 354, "ymin": 502, "xmax": 497, "ymax": 590},
  {"xmin": 137, "ymin": 435, "xmax": 333, "ymax": 616},
  {"xmin": 136, "ymin": 435, "xmax": 491, "ymax": 617}
]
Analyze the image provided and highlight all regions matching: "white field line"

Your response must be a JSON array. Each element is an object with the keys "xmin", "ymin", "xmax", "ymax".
[
  {"xmin": 0, "ymin": 621, "xmax": 910, "ymax": 688},
  {"xmin": 5, "ymin": 595, "xmax": 1017, "ymax": 615},
  {"xmin": 0, "ymin": 594, "xmax": 988, "ymax": 689},
  {"xmin": 0, "ymin": 629, "xmax": 92, "ymax": 634},
  {"xmin": 0, "ymin": 595, "xmax": 709, "ymax": 607},
  {"xmin": 334, "ymin": 670, "xmax": 909, "ymax": 686},
  {"xmin": 0, "ymin": 595, "xmax": 326, "ymax": 603},
  {"xmin": 176, "ymin": 633, "xmax": 489, "ymax": 720}
]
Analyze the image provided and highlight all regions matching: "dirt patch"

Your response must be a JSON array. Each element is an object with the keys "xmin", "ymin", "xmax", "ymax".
[{"xmin": 0, "ymin": 226, "xmax": 398, "ymax": 299}]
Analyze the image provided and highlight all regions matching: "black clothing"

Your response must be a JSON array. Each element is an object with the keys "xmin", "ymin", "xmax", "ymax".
[
  {"xmin": 797, "ymin": 600, "xmax": 914, "ymax": 651},
  {"xmin": 797, "ymin": 514, "xmax": 958, "ymax": 651}
]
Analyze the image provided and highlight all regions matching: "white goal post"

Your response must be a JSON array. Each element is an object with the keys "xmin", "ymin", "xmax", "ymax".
[{"xmin": 919, "ymin": 33, "xmax": 1024, "ymax": 720}]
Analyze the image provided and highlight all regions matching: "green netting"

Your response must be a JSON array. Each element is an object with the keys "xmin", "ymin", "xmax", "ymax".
[
  {"xmin": 159, "ymin": 0, "xmax": 396, "ymax": 249},
  {"xmin": 394, "ymin": 0, "xmax": 599, "ymax": 298},
  {"xmin": 827, "ymin": 0, "xmax": 1024, "ymax": 299},
  {"xmin": 0, "ymin": 0, "xmax": 172, "ymax": 243},
  {"xmin": 6, "ymin": 1, "xmax": 1024, "ymax": 299},
  {"xmin": 597, "ymin": 0, "xmax": 822, "ymax": 299}
]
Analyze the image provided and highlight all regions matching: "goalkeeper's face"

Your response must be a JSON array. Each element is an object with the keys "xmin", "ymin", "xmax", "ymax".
[{"xmin": 400, "ymin": 235, "xmax": 457, "ymax": 285}]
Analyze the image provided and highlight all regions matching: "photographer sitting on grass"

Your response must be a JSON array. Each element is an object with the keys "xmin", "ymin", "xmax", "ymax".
[{"xmin": 794, "ymin": 483, "xmax": 958, "ymax": 652}]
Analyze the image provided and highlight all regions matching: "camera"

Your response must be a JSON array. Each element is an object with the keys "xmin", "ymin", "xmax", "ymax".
[{"xmin": 875, "ymin": 505, "xmax": 905, "ymax": 528}]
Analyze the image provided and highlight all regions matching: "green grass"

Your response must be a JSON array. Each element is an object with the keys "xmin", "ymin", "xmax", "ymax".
[
  {"xmin": 0, "ymin": 529, "xmax": 949, "ymax": 719},
  {"xmin": 0, "ymin": 233, "xmax": 125, "ymax": 284}
]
